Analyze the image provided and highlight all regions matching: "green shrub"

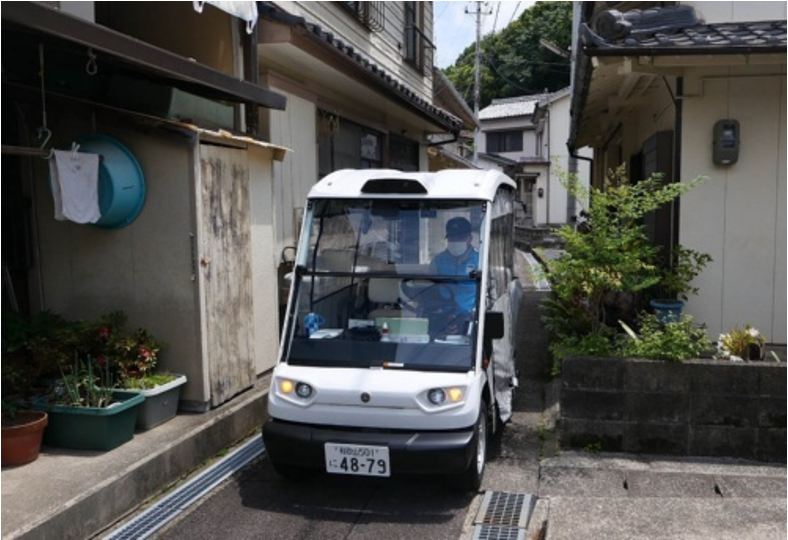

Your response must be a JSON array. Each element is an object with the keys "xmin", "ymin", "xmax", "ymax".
[
  {"xmin": 541, "ymin": 165, "xmax": 711, "ymax": 365},
  {"xmin": 617, "ymin": 313, "xmax": 712, "ymax": 362},
  {"xmin": 549, "ymin": 330, "xmax": 615, "ymax": 376}
]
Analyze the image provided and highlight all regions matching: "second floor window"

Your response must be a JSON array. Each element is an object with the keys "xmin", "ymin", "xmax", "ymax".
[
  {"xmin": 340, "ymin": 2, "xmax": 385, "ymax": 32},
  {"xmin": 486, "ymin": 131, "xmax": 524, "ymax": 153},
  {"xmin": 404, "ymin": 2, "xmax": 432, "ymax": 74}
]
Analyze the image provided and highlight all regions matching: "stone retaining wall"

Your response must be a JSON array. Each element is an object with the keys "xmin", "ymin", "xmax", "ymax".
[{"xmin": 560, "ymin": 357, "xmax": 787, "ymax": 462}]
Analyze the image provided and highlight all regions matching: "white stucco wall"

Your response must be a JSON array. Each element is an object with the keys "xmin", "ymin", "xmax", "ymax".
[
  {"xmin": 545, "ymin": 93, "xmax": 592, "ymax": 226},
  {"xmin": 685, "ymin": 1, "xmax": 787, "ymax": 24},
  {"xmin": 680, "ymin": 69, "xmax": 786, "ymax": 343},
  {"xmin": 249, "ymin": 146, "xmax": 280, "ymax": 375},
  {"xmin": 267, "ymin": 88, "xmax": 318, "ymax": 252}
]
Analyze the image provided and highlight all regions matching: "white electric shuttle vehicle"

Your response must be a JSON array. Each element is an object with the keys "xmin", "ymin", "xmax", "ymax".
[{"xmin": 263, "ymin": 169, "xmax": 522, "ymax": 491}]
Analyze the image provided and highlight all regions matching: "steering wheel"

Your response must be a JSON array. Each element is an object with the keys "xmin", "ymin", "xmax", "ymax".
[{"xmin": 400, "ymin": 279, "xmax": 456, "ymax": 313}]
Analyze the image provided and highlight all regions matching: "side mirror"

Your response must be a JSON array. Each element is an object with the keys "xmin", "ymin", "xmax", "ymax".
[{"xmin": 484, "ymin": 311, "xmax": 504, "ymax": 340}]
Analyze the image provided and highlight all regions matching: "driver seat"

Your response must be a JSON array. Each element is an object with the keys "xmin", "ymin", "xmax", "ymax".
[{"xmin": 368, "ymin": 278, "xmax": 412, "ymax": 319}]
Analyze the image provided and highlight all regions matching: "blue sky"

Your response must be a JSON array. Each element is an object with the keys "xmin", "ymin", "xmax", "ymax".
[{"xmin": 433, "ymin": 1, "xmax": 537, "ymax": 69}]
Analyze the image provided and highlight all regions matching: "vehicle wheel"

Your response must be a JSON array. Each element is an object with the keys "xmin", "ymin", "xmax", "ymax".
[{"xmin": 447, "ymin": 400, "xmax": 487, "ymax": 492}]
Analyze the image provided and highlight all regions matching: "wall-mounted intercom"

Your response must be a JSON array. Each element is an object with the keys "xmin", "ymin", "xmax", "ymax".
[{"xmin": 713, "ymin": 119, "xmax": 739, "ymax": 165}]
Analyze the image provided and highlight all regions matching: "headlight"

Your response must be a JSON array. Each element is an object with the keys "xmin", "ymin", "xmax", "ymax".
[
  {"xmin": 427, "ymin": 388, "xmax": 446, "ymax": 405},
  {"xmin": 279, "ymin": 379, "xmax": 294, "ymax": 394},
  {"xmin": 295, "ymin": 382, "xmax": 313, "ymax": 399},
  {"xmin": 427, "ymin": 387, "xmax": 464, "ymax": 407}
]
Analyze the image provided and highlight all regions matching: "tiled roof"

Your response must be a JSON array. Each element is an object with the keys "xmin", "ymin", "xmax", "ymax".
[
  {"xmin": 479, "ymin": 95, "xmax": 548, "ymax": 120},
  {"xmin": 581, "ymin": 6, "xmax": 786, "ymax": 55},
  {"xmin": 258, "ymin": 3, "xmax": 463, "ymax": 132}
]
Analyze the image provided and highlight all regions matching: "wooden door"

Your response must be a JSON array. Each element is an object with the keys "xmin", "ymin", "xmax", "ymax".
[{"xmin": 199, "ymin": 143, "xmax": 255, "ymax": 406}]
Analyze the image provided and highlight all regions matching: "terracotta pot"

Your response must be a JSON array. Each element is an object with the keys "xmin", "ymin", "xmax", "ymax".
[{"xmin": 2, "ymin": 410, "xmax": 48, "ymax": 467}]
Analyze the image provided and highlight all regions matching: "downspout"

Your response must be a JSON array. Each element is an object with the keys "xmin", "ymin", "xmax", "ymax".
[
  {"xmin": 428, "ymin": 131, "xmax": 460, "ymax": 147},
  {"xmin": 672, "ymin": 77, "xmax": 683, "ymax": 253},
  {"xmin": 244, "ymin": 18, "xmax": 259, "ymax": 135}
]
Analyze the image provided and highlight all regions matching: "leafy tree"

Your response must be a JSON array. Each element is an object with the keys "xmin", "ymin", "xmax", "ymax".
[
  {"xmin": 443, "ymin": 1, "xmax": 572, "ymax": 109},
  {"xmin": 540, "ymin": 166, "xmax": 709, "ymax": 372}
]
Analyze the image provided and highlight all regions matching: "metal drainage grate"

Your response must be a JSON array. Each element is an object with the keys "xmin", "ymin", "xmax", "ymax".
[
  {"xmin": 473, "ymin": 525, "xmax": 526, "ymax": 540},
  {"xmin": 103, "ymin": 436, "xmax": 264, "ymax": 540},
  {"xmin": 472, "ymin": 491, "xmax": 536, "ymax": 540}
]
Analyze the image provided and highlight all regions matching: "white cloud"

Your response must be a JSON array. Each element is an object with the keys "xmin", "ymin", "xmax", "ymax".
[{"xmin": 433, "ymin": 1, "xmax": 537, "ymax": 69}]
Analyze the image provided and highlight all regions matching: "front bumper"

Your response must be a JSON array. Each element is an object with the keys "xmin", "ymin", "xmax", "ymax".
[{"xmin": 263, "ymin": 419, "xmax": 476, "ymax": 475}]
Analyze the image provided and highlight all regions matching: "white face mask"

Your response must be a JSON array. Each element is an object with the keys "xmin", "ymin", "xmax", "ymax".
[{"xmin": 447, "ymin": 241, "xmax": 468, "ymax": 257}]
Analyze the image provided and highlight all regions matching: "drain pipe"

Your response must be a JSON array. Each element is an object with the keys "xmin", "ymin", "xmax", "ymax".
[{"xmin": 567, "ymin": 142, "xmax": 594, "ymax": 222}]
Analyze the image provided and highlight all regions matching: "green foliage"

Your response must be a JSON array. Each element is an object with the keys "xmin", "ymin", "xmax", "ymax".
[
  {"xmin": 655, "ymin": 246, "xmax": 713, "ymax": 301},
  {"xmin": 53, "ymin": 355, "xmax": 115, "ymax": 408},
  {"xmin": 546, "ymin": 165, "xmax": 706, "ymax": 335},
  {"xmin": 583, "ymin": 442, "xmax": 603, "ymax": 454},
  {"xmin": 541, "ymin": 165, "xmax": 710, "ymax": 367},
  {"xmin": 2, "ymin": 310, "xmax": 166, "ymax": 403},
  {"xmin": 118, "ymin": 372, "xmax": 178, "ymax": 390},
  {"xmin": 617, "ymin": 313, "xmax": 712, "ymax": 362},
  {"xmin": 443, "ymin": 1, "xmax": 572, "ymax": 108},
  {"xmin": 548, "ymin": 330, "xmax": 615, "ymax": 376}
]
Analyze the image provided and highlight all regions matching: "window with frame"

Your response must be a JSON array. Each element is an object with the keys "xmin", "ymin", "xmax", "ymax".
[
  {"xmin": 317, "ymin": 112, "xmax": 383, "ymax": 177},
  {"xmin": 486, "ymin": 131, "xmax": 523, "ymax": 153},
  {"xmin": 340, "ymin": 2, "xmax": 385, "ymax": 32},
  {"xmin": 404, "ymin": 1, "xmax": 433, "ymax": 74}
]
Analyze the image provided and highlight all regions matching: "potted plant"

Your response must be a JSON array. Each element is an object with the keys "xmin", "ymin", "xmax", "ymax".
[
  {"xmin": 98, "ymin": 311, "xmax": 186, "ymax": 430},
  {"xmin": 715, "ymin": 324, "xmax": 768, "ymax": 362},
  {"xmin": 39, "ymin": 353, "xmax": 145, "ymax": 451},
  {"xmin": 649, "ymin": 245, "xmax": 712, "ymax": 323},
  {"xmin": 2, "ymin": 311, "xmax": 49, "ymax": 467}
]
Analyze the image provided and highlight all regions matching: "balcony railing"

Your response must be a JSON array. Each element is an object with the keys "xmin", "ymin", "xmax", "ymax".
[
  {"xmin": 404, "ymin": 23, "xmax": 434, "ymax": 75},
  {"xmin": 339, "ymin": 2, "xmax": 385, "ymax": 32}
]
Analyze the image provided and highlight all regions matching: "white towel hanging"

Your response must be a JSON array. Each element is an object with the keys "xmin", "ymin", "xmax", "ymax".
[{"xmin": 49, "ymin": 146, "xmax": 101, "ymax": 224}]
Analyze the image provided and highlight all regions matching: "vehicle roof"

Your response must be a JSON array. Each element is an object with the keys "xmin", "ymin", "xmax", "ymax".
[{"xmin": 308, "ymin": 169, "xmax": 516, "ymax": 201}]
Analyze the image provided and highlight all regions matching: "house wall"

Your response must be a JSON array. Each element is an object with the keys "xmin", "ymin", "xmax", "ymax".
[
  {"xmin": 32, "ymin": 120, "xmax": 205, "ymax": 403},
  {"xmin": 266, "ymin": 87, "xmax": 319, "ymax": 259},
  {"xmin": 478, "ymin": 116, "xmax": 536, "ymax": 159},
  {"xmin": 272, "ymin": 1, "xmax": 433, "ymax": 103},
  {"xmin": 686, "ymin": 1, "xmax": 787, "ymax": 24},
  {"xmin": 545, "ymin": 93, "xmax": 592, "ymax": 225},
  {"xmin": 680, "ymin": 67, "xmax": 787, "ymax": 343},
  {"xmin": 249, "ymin": 146, "xmax": 282, "ymax": 375},
  {"xmin": 99, "ymin": 2, "xmax": 237, "ymax": 75}
]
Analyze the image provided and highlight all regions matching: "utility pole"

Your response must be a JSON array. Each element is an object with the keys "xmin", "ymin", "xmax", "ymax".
[{"xmin": 466, "ymin": 1, "xmax": 491, "ymax": 166}]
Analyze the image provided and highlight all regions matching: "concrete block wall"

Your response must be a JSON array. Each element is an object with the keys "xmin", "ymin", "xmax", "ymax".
[{"xmin": 560, "ymin": 357, "xmax": 787, "ymax": 462}]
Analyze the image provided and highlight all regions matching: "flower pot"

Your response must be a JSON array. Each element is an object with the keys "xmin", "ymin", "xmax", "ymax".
[
  {"xmin": 650, "ymin": 299, "xmax": 684, "ymax": 323},
  {"xmin": 38, "ymin": 391, "xmax": 144, "ymax": 451},
  {"xmin": 125, "ymin": 374, "xmax": 187, "ymax": 430},
  {"xmin": 2, "ymin": 411, "xmax": 48, "ymax": 467}
]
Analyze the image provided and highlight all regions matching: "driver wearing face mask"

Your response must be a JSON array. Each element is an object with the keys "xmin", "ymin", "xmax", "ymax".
[{"xmin": 429, "ymin": 217, "xmax": 479, "ymax": 316}]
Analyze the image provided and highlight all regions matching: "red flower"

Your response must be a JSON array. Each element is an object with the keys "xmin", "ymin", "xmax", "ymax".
[{"xmin": 99, "ymin": 327, "xmax": 110, "ymax": 340}]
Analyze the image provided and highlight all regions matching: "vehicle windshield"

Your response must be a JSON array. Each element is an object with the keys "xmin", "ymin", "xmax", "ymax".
[{"xmin": 282, "ymin": 198, "xmax": 486, "ymax": 372}]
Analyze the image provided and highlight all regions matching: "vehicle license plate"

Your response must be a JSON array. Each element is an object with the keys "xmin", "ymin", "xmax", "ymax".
[{"xmin": 325, "ymin": 443, "xmax": 390, "ymax": 477}]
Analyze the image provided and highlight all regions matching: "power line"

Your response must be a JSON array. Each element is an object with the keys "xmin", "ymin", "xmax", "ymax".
[{"xmin": 509, "ymin": 1, "xmax": 522, "ymax": 26}]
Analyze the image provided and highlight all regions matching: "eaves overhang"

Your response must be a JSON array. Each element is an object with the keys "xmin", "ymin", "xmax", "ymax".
[
  {"xmin": 2, "ymin": 2, "xmax": 287, "ymax": 110},
  {"xmin": 568, "ymin": 4, "xmax": 787, "ymax": 152},
  {"xmin": 257, "ymin": 3, "xmax": 463, "ymax": 134}
]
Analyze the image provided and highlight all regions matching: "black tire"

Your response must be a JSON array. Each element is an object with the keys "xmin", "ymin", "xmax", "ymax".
[{"xmin": 446, "ymin": 400, "xmax": 487, "ymax": 492}]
